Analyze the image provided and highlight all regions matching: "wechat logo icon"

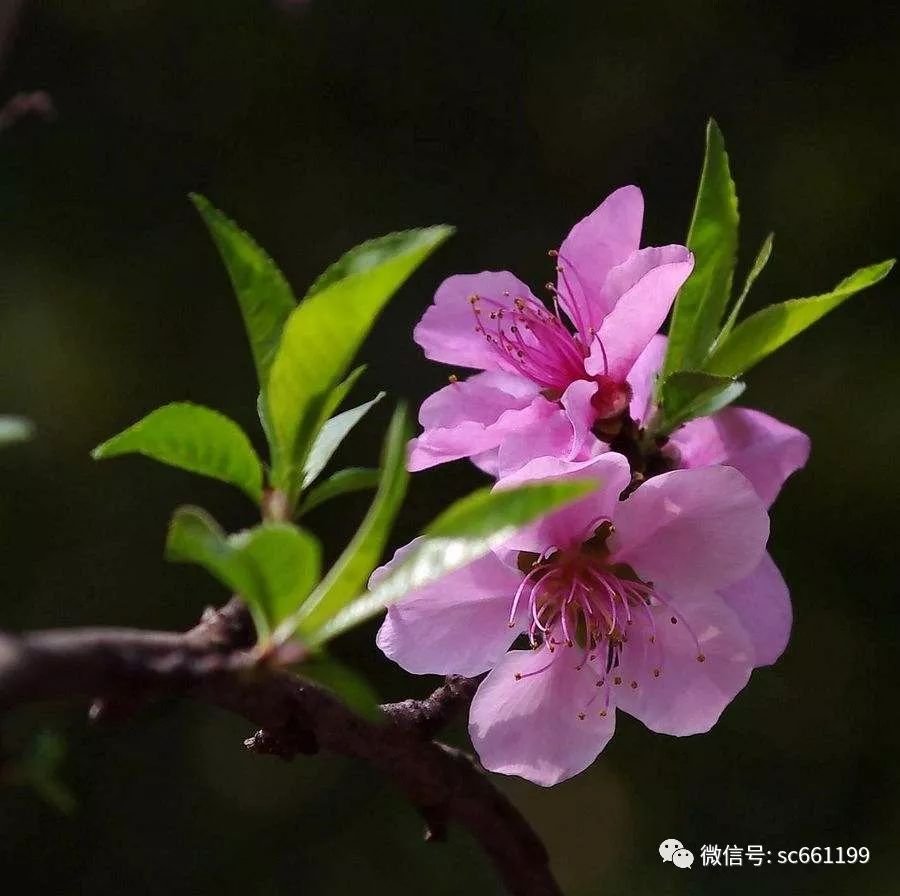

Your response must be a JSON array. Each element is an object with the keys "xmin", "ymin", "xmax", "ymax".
[{"xmin": 659, "ymin": 839, "xmax": 694, "ymax": 869}]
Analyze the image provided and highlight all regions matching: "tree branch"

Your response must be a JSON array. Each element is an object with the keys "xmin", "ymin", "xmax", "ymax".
[{"xmin": 0, "ymin": 602, "xmax": 561, "ymax": 896}]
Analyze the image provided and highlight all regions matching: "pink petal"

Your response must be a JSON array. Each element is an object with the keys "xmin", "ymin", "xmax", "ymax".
[
  {"xmin": 627, "ymin": 333, "xmax": 667, "ymax": 424},
  {"xmin": 670, "ymin": 407, "xmax": 811, "ymax": 508},
  {"xmin": 494, "ymin": 379, "xmax": 600, "ymax": 476},
  {"xmin": 408, "ymin": 371, "xmax": 556, "ymax": 472},
  {"xmin": 469, "ymin": 644, "xmax": 617, "ymax": 786},
  {"xmin": 718, "ymin": 551, "xmax": 792, "ymax": 667},
  {"xmin": 555, "ymin": 186, "xmax": 644, "ymax": 338},
  {"xmin": 611, "ymin": 466, "xmax": 770, "ymax": 593},
  {"xmin": 471, "ymin": 449, "xmax": 501, "ymax": 476},
  {"xmin": 374, "ymin": 538, "xmax": 523, "ymax": 677},
  {"xmin": 585, "ymin": 246, "xmax": 694, "ymax": 381},
  {"xmin": 414, "ymin": 271, "xmax": 541, "ymax": 372},
  {"xmin": 613, "ymin": 590, "xmax": 754, "ymax": 735},
  {"xmin": 497, "ymin": 452, "xmax": 632, "ymax": 554},
  {"xmin": 495, "ymin": 411, "xmax": 579, "ymax": 478}
]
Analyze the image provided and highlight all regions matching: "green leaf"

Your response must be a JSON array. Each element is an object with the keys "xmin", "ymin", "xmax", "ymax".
[
  {"xmin": 302, "ymin": 392, "xmax": 384, "ymax": 489},
  {"xmin": 266, "ymin": 226, "xmax": 452, "ymax": 493},
  {"xmin": 297, "ymin": 467, "xmax": 380, "ymax": 516},
  {"xmin": 276, "ymin": 364, "xmax": 369, "ymax": 501},
  {"xmin": 92, "ymin": 402, "xmax": 264, "ymax": 503},
  {"xmin": 706, "ymin": 260, "xmax": 895, "ymax": 378},
  {"xmin": 656, "ymin": 370, "xmax": 746, "ymax": 432},
  {"xmin": 716, "ymin": 232, "xmax": 774, "ymax": 343},
  {"xmin": 425, "ymin": 481, "xmax": 592, "ymax": 539},
  {"xmin": 166, "ymin": 506, "xmax": 321, "ymax": 640},
  {"xmin": 278, "ymin": 405, "xmax": 410, "ymax": 643},
  {"xmin": 297, "ymin": 654, "xmax": 382, "ymax": 721},
  {"xmin": 304, "ymin": 230, "xmax": 449, "ymax": 299},
  {"xmin": 0, "ymin": 415, "xmax": 34, "ymax": 446},
  {"xmin": 231, "ymin": 526, "xmax": 322, "ymax": 637},
  {"xmin": 309, "ymin": 479, "xmax": 596, "ymax": 647},
  {"xmin": 191, "ymin": 195, "xmax": 296, "ymax": 390},
  {"xmin": 166, "ymin": 506, "xmax": 259, "ymax": 600},
  {"xmin": 663, "ymin": 119, "xmax": 739, "ymax": 377}
]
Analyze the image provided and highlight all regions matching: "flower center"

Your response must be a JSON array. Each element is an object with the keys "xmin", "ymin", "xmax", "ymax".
[
  {"xmin": 469, "ymin": 292, "xmax": 585, "ymax": 390},
  {"xmin": 509, "ymin": 522, "xmax": 707, "ymax": 712},
  {"xmin": 467, "ymin": 251, "xmax": 636, "ymax": 429}
]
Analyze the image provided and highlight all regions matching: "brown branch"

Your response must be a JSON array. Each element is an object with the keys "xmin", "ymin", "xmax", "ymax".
[{"xmin": 0, "ymin": 602, "xmax": 561, "ymax": 896}]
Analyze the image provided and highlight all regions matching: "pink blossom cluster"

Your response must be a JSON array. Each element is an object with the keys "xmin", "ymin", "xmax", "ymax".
[{"xmin": 375, "ymin": 187, "xmax": 809, "ymax": 785}]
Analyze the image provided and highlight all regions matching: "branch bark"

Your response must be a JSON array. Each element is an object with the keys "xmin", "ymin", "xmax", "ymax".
[{"xmin": 0, "ymin": 601, "xmax": 561, "ymax": 896}]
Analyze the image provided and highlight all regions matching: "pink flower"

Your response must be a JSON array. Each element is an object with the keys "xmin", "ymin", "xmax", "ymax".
[
  {"xmin": 408, "ymin": 187, "xmax": 694, "ymax": 474},
  {"xmin": 376, "ymin": 454, "xmax": 776, "ymax": 786},
  {"xmin": 618, "ymin": 334, "xmax": 810, "ymax": 669}
]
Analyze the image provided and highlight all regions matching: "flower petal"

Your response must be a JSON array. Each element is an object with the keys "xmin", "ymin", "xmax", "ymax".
[
  {"xmin": 611, "ymin": 466, "xmax": 769, "ymax": 592},
  {"xmin": 497, "ymin": 452, "xmax": 632, "ymax": 554},
  {"xmin": 494, "ymin": 378, "xmax": 600, "ymax": 476},
  {"xmin": 414, "ymin": 272, "xmax": 541, "ymax": 372},
  {"xmin": 670, "ymin": 407, "xmax": 811, "ymax": 508},
  {"xmin": 495, "ymin": 411, "xmax": 579, "ymax": 478},
  {"xmin": 408, "ymin": 371, "xmax": 556, "ymax": 472},
  {"xmin": 469, "ymin": 644, "xmax": 617, "ymax": 786},
  {"xmin": 374, "ymin": 538, "xmax": 523, "ymax": 677},
  {"xmin": 585, "ymin": 246, "xmax": 694, "ymax": 381},
  {"xmin": 627, "ymin": 333, "xmax": 667, "ymax": 424},
  {"xmin": 613, "ymin": 590, "xmax": 754, "ymax": 735},
  {"xmin": 718, "ymin": 551, "xmax": 792, "ymax": 667},
  {"xmin": 555, "ymin": 186, "xmax": 644, "ymax": 338}
]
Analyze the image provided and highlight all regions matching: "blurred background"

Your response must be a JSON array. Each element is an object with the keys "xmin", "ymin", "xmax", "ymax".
[{"xmin": 1, "ymin": 1, "xmax": 898, "ymax": 893}]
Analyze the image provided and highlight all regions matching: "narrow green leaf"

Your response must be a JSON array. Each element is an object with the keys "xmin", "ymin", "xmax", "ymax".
[
  {"xmin": 0, "ymin": 415, "xmax": 34, "ymax": 446},
  {"xmin": 277, "ymin": 364, "xmax": 370, "ymax": 500},
  {"xmin": 310, "ymin": 479, "xmax": 596, "ymax": 646},
  {"xmin": 706, "ymin": 260, "xmax": 895, "ymax": 378},
  {"xmin": 302, "ymin": 392, "xmax": 384, "ymax": 489},
  {"xmin": 278, "ymin": 405, "xmax": 410, "ymax": 643},
  {"xmin": 191, "ymin": 194, "xmax": 296, "ymax": 390},
  {"xmin": 316, "ymin": 365, "xmax": 368, "ymax": 429},
  {"xmin": 266, "ymin": 226, "xmax": 452, "ymax": 491},
  {"xmin": 297, "ymin": 467, "xmax": 380, "ymax": 516},
  {"xmin": 297, "ymin": 654, "xmax": 382, "ymax": 721},
  {"xmin": 656, "ymin": 370, "xmax": 746, "ymax": 432},
  {"xmin": 426, "ymin": 480, "xmax": 596, "ymax": 539},
  {"xmin": 166, "ymin": 506, "xmax": 321, "ymax": 640},
  {"xmin": 92, "ymin": 403, "xmax": 264, "ymax": 502},
  {"xmin": 716, "ymin": 232, "xmax": 774, "ymax": 343},
  {"xmin": 663, "ymin": 119, "xmax": 739, "ymax": 377}
]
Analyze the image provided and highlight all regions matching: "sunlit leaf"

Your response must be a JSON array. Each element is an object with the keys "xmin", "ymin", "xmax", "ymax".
[
  {"xmin": 278, "ymin": 405, "xmax": 410, "ymax": 642},
  {"xmin": 92, "ymin": 403, "xmax": 264, "ymax": 502},
  {"xmin": 309, "ymin": 479, "xmax": 596, "ymax": 646},
  {"xmin": 302, "ymin": 392, "xmax": 384, "ymax": 489},
  {"xmin": 297, "ymin": 467, "xmax": 380, "ymax": 517},
  {"xmin": 191, "ymin": 194, "xmax": 296, "ymax": 390},
  {"xmin": 663, "ymin": 119, "xmax": 739, "ymax": 377},
  {"xmin": 706, "ymin": 260, "xmax": 895, "ymax": 377},
  {"xmin": 266, "ymin": 226, "xmax": 452, "ymax": 494},
  {"xmin": 166, "ymin": 506, "xmax": 321, "ymax": 640},
  {"xmin": 304, "ymin": 230, "xmax": 450, "ymax": 299}
]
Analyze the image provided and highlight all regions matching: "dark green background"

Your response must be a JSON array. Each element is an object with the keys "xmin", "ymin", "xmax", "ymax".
[{"xmin": 1, "ymin": 1, "xmax": 898, "ymax": 893}]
